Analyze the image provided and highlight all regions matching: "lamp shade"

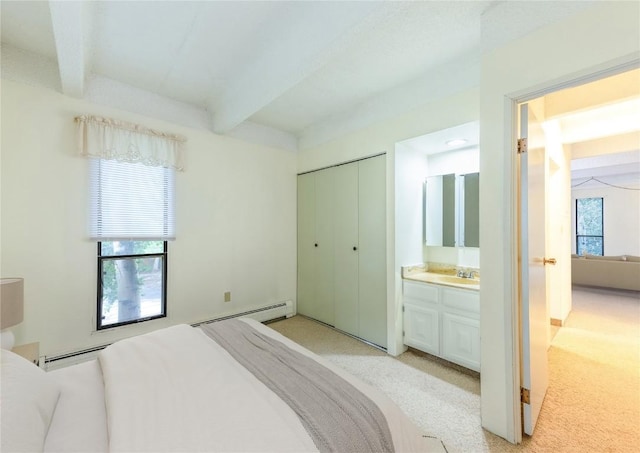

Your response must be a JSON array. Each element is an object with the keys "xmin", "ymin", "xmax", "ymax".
[{"xmin": 1, "ymin": 278, "xmax": 24, "ymax": 330}]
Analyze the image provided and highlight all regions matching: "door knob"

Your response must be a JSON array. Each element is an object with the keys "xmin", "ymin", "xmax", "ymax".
[
  {"xmin": 353, "ymin": 246, "xmax": 358, "ymax": 251},
  {"xmin": 314, "ymin": 243, "xmax": 318, "ymax": 247},
  {"xmin": 543, "ymin": 257, "xmax": 557, "ymax": 265}
]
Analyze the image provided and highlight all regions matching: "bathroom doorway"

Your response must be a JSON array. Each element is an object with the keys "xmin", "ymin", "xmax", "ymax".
[{"xmin": 518, "ymin": 68, "xmax": 640, "ymax": 437}]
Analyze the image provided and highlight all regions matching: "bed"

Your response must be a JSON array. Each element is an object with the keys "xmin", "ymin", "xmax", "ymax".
[{"xmin": 1, "ymin": 318, "xmax": 445, "ymax": 452}]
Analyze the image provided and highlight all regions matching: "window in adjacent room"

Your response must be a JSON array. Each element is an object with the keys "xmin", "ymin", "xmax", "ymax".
[
  {"xmin": 77, "ymin": 115, "xmax": 184, "ymax": 330},
  {"xmin": 576, "ymin": 197, "xmax": 603, "ymax": 256}
]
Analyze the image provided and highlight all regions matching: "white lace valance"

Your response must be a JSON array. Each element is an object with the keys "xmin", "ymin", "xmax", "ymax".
[{"xmin": 75, "ymin": 115, "xmax": 186, "ymax": 171}]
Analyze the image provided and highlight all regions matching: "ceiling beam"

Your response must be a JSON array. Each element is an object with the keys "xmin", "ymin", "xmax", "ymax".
[
  {"xmin": 48, "ymin": 0, "xmax": 93, "ymax": 98},
  {"xmin": 210, "ymin": 2, "xmax": 387, "ymax": 134}
]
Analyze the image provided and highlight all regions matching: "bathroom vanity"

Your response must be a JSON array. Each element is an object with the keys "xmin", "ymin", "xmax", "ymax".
[{"xmin": 402, "ymin": 269, "xmax": 480, "ymax": 372}]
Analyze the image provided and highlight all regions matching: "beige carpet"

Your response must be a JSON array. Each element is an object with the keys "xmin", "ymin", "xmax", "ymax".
[
  {"xmin": 268, "ymin": 286, "xmax": 640, "ymax": 452},
  {"xmin": 523, "ymin": 287, "xmax": 640, "ymax": 453}
]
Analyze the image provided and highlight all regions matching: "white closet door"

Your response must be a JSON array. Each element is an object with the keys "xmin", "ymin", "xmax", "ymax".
[
  {"xmin": 314, "ymin": 168, "xmax": 335, "ymax": 326},
  {"xmin": 358, "ymin": 155, "xmax": 387, "ymax": 348},
  {"xmin": 333, "ymin": 162, "xmax": 359, "ymax": 337},
  {"xmin": 297, "ymin": 173, "xmax": 316, "ymax": 318}
]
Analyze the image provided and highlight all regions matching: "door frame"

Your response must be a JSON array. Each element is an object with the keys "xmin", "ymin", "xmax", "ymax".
[{"xmin": 507, "ymin": 60, "xmax": 639, "ymax": 443}]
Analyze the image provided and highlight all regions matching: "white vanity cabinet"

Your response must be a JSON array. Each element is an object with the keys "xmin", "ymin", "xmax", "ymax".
[
  {"xmin": 403, "ymin": 281, "xmax": 440, "ymax": 356},
  {"xmin": 403, "ymin": 280, "xmax": 480, "ymax": 372}
]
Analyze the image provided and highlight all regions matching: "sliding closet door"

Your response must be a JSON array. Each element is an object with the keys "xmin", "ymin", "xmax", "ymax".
[
  {"xmin": 313, "ymin": 168, "xmax": 335, "ymax": 326},
  {"xmin": 358, "ymin": 155, "xmax": 387, "ymax": 348},
  {"xmin": 297, "ymin": 172, "xmax": 316, "ymax": 319},
  {"xmin": 297, "ymin": 155, "xmax": 385, "ymax": 343},
  {"xmin": 333, "ymin": 162, "xmax": 359, "ymax": 337}
]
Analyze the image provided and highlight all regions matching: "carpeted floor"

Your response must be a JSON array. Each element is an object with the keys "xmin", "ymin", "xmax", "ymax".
[
  {"xmin": 268, "ymin": 286, "xmax": 640, "ymax": 452},
  {"xmin": 523, "ymin": 287, "xmax": 640, "ymax": 453}
]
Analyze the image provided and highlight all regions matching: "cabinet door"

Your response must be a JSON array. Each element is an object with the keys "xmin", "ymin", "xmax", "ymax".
[
  {"xmin": 333, "ymin": 162, "xmax": 359, "ymax": 336},
  {"xmin": 297, "ymin": 173, "xmax": 316, "ymax": 318},
  {"xmin": 404, "ymin": 303, "xmax": 439, "ymax": 355},
  {"xmin": 358, "ymin": 155, "xmax": 387, "ymax": 348},
  {"xmin": 314, "ymin": 168, "xmax": 335, "ymax": 326},
  {"xmin": 442, "ymin": 312, "xmax": 480, "ymax": 372}
]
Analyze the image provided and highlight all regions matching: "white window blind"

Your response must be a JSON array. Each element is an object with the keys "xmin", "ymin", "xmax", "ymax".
[
  {"xmin": 89, "ymin": 159, "xmax": 175, "ymax": 240},
  {"xmin": 77, "ymin": 115, "xmax": 183, "ymax": 240}
]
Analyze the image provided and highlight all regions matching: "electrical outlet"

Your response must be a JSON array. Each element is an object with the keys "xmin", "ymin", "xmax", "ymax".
[{"xmin": 224, "ymin": 291, "xmax": 231, "ymax": 303}]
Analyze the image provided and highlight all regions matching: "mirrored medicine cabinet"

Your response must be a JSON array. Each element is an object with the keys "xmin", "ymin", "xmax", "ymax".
[{"xmin": 424, "ymin": 172, "xmax": 479, "ymax": 248}]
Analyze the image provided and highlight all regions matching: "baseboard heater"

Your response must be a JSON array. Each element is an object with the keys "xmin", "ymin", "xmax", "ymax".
[
  {"xmin": 191, "ymin": 300, "xmax": 294, "ymax": 327},
  {"xmin": 43, "ymin": 301, "xmax": 294, "ymax": 371},
  {"xmin": 43, "ymin": 345, "xmax": 106, "ymax": 371}
]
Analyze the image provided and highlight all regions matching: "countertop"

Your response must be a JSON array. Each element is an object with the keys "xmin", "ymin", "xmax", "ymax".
[{"xmin": 402, "ymin": 266, "xmax": 480, "ymax": 291}]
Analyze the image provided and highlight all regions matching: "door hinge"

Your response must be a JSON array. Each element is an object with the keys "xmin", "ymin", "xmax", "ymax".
[
  {"xmin": 402, "ymin": 306, "xmax": 405, "ymax": 312},
  {"xmin": 517, "ymin": 138, "xmax": 528, "ymax": 154},
  {"xmin": 521, "ymin": 387, "xmax": 530, "ymax": 404},
  {"xmin": 402, "ymin": 330, "xmax": 405, "ymax": 337}
]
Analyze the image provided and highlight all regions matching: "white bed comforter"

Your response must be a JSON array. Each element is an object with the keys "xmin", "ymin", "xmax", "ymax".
[
  {"xmin": 99, "ymin": 322, "xmax": 316, "ymax": 452},
  {"xmin": 98, "ymin": 319, "xmax": 444, "ymax": 452}
]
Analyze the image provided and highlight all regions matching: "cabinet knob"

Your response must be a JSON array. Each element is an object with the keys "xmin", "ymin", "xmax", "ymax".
[{"xmin": 353, "ymin": 246, "xmax": 358, "ymax": 251}]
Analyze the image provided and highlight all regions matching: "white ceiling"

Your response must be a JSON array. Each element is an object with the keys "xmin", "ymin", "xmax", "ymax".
[
  {"xmin": 0, "ymin": 0, "xmax": 598, "ymax": 151},
  {"xmin": 400, "ymin": 121, "xmax": 479, "ymax": 155}
]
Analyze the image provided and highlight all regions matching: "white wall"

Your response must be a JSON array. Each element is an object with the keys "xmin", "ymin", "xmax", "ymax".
[
  {"xmin": 480, "ymin": 1, "xmax": 639, "ymax": 443},
  {"xmin": 426, "ymin": 147, "xmax": 479, "ymax": 177},
  {"xmin": 395, "ymin": 142, "xmax": 427, "ymax": 270},
  {"xmin": 298, "ymin": 88, "xmax": 479, "ymax": 356},
  {"xmin": 571, "ymin": 183, "xmax": 640, "ymax": 256},
  {"xmin": 0, "ymin": 80, "xmax": 297, "ymax": 356}
]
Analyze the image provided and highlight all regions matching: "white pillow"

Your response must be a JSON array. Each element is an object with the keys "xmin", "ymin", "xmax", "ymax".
[{"xmin": 1, "ymin": 349, "xmax": 60, "ymax": 452}]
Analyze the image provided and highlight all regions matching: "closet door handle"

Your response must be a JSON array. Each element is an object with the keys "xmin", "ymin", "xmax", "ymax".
[
  {"xmin": 353, "ymin": 246, "xmax": 358, "ymax": 251},
  {"xmin": 314, "ymin": 243, "xmax": 318, "ymax": 247}
]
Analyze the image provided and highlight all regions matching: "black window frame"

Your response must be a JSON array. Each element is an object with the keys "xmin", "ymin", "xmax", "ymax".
[
  {"xmin": 96, "ymin": 241, "xmax": 168, "ymax": 330},
  {"xmin": 575, "ymin": 197, "xmax": 604, "ymax": 256}
]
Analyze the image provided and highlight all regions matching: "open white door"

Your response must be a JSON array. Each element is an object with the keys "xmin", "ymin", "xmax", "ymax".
[{"xmin": 519, "ymin": 103, "xmax": 550, "ymax": 436}]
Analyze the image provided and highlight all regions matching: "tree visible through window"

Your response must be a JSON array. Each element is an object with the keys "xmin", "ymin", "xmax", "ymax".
[
  {"xmin": 98, "ymin": 241, "xmax": 167, "ymax": 329},
  {"xmin": 576, "ymin": 197, "xmax": 603, "ymax": 256}
]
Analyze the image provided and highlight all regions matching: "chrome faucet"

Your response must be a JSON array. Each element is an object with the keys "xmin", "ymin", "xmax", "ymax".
[{"xmin": 457, "ymin": 269, "xmax": 476, "ymax": 279}]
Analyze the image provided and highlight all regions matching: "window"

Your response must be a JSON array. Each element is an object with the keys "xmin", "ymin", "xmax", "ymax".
[
  {"xmin": 77, "ymin": 115, "xmax": 183, "ymax": 330},
  {"xmin": 90, "ymin": 159, "xmax": 175, "ymax": 330},
  {"xmin": 98, "ymin": 241, "xmax": 167, "ymax": 329},
  {"xmin": 576, "ymin": 197, "xmax": 603, "ymax": 256}
]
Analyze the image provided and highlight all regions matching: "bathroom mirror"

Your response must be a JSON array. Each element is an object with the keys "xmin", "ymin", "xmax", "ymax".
[
  {"xmin": 461, "ymin": 172, "xmax": 479, "ymax": 248},
  {"xmin": 424, "ymin": 172, "xmax": 479, "ymax": 248},
  {"xmin": 424, "ymin": 173, "xmax": 456, "ymax": 247}
]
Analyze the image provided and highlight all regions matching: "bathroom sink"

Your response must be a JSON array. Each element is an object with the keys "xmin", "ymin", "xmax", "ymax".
[{"xmin": 435, "ymin": 275, "xmax": 480, "ymax": 286}]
